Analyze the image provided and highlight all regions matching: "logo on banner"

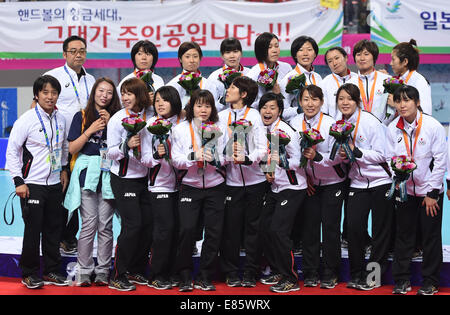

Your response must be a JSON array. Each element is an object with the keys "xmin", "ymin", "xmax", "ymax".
[{"xmin": 386, "ymin": 0, "xmax": 401, "ymax": 14}]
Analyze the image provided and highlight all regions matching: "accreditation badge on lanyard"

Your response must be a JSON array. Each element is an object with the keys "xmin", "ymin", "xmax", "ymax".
[
  {"xmin": 35, "ymin": 106, "xmax": 62, "ymax": 173},
  {"xmin": 99, "ymin": 144, "xmax": 112, "ymax": 172}
]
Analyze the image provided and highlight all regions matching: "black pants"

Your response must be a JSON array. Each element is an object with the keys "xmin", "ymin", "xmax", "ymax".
[
  {"xmin": 220, "ymin": 181, "xmax": 268, "ymax": 276},
  {"xmin": 61, "ymin": 157, "xmax": 79, "ymax": 245},
  {"xmin": 302, "ymin": 181, "xmax": 345, "ymax": 280},
  {"xmin": 261, "ymin": 189, "xmax": 307, "ymax": 283},
  {"xmin": 347, "ymin": 184, "xmax": 394, "ymax": 281},
  {"xmin": 392, "ymin": 193, "xmax": 444, "ymax": 286},
  {"xmin": 20, "ymin": 183, "xmax": 64, "ymax": 278},
  {"xmin": 110, "ymin": 174, "xmax": 152, "ymax": 279},
  {"xmin": 148, "ymin": 191, "xmax": 177, "ymax": 280},
  {"xmin": 174, "ymin": 183, "xmax": 225, "ymax": 281}
]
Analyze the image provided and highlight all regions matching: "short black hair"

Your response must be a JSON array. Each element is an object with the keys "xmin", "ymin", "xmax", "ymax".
[
  {"xmin": 299, "ymin": 85, "xmax": 324, "ymax": 102},
  {"xmin": 336, "ymin": 83, "xmax": 361, "ymax": 107},
  {"xmin": 393, "ymin": 39, "xmax": 420, "ymax": 71},
  {"xmin": 220, "ymin": 37, "xmax": 243, "ymax": 55},
  {"xmin": 258, "ymin": 92, "xmax": 284, "ymax": 117},
  {"xmin": 185, "ymin": 89, "xmax": 218, "ymax": 123},
  {"xmin": 178, "ymin": 42, "xmax": 203, "ymax": 67},
  {"xmin": 230, "ymin": 76, "xmax": 258, "ymax": 106},
  {"xmin": 393, "ymin": 84, "xmax": 420, "ymax": 105},
  {"xmin": 353, "ymin": 39, "xmax": 379, "ymax": 64},
  {"xmin": 63, "ymin": 35, "xmax": 87, "ymax": 52},
  {"xmin": 154, "ymin": 86, "xmax": 182, "ymax": 117},
  {"xmin": 290, "ymin": 36, "xmax": 319, "ymax": 64},
  {"xmin": 254, "ymin": 32, "xmax": 278, "ymax": 63},
  {"xmin": 324, "ymin": 46, "xmax": 348, "ymax": 65},
  {"xmin": 131, "ymin": 40, "xmax": 159, "ymax": 70},
  {"xmin": 33, "ymin": 75, "xmax": 61, "ymax": 98}
]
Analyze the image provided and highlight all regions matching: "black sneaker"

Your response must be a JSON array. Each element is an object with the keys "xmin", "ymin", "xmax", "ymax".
[
  {"xmin": 21, "ymin": 275, "xmax": 44, "ymax": 289},
  {"xmin": 392, "ymin": 281, "xmax": 412, "ymax": 295},
  {"xmin": 241, "ymin": 272, "xmax": 256, "ymax": 288},
  {"xmin": 179, "ymin": 279, "xmax": 193, "ymax": 292},
  {"xmin": 148, "ymin": 278, "xmax": 172, "ymax": 290},
  {"xmin": 357, "ymin": 279, "xmax": 380, "ymax": 291},
  {"xmin": 320, "ymin": 278, "xmax": 338, "ymax": 289},
  {"xmin": 170, "ymin": 275, "xmax": 181, "ymax": 288},
  {"xmin": 346, "ymin": 278, "xmax": 360, "ymax": 289},
  {"xmin": 270, "ymin": 279, "xmax": 300, "ymax": 293},
  {"xmin": 417, "ymin": 283, "xmax": 438, "ymax": 295},
  {"xmin": 76, "ymin": 274, "xmax": 91, "ymax": 287},
  {"xmin": 42, "ymin": 272, "xmax": 69, "ymax": 286},
  {"xmin": 304, "ymin": 277, "xmax": 320, "ymax": 287},
  {"xmin": 260, "ymin": 273, "xmax": 282, "ymax": 285},
  {"xmin": 127, "ymin": 273, "xmax": 148, "ymax": 285},
  {"xmin": 108, "ymin": 276, "xmax": 136, "ymax": 292},
  {"xmin": 194, "ymin": 278, "xmax": 216, "ymax": 291},
  {"xmin": 225, "ymin": 273, "xmax": 241, "ymax": 287}
]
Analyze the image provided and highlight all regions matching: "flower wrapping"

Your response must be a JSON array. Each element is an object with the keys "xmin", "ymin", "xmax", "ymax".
[
  {"xmin": 257, "ymin": 68, "xmax": 278, "ymax": 91},
  {"xmin": 329, "ymin": 120, "xmax": 356, "ymax": 162},
  {"xmin": 299, "ymin": 128, "xmax": 325, "ymax": 168},
  {"xmin": 266, "ymin": 129, "xmax": 291, "ymax": 170},
  {"xmin": 386, "ymin": 155, "xmax": 417, "ymax": 202},
  {"xmin": 218, "ymin": 68, "xmax": 242, "ymax": 89},
  {"xmin": 136, "ymin": 70, "xmax": 155, "ymax": 93},
  {"xmin": 177, "ymin": 71, "xmax": 202, "ymax": 97},
  {"xmin": 382, "ymin": 77, "xmax": 404, "ymax": 95},
  {"xmin": 122, "ymin": 114, "xmax": 147, "ymax": 159},
  {"xmin": 225, "ymin": 119, "xmax": 253, "ymax": 159},
  {"xmin": 147, "ymin": 118, "xmax": 173, "ymax": 162},
  {"xmin": 198, "ymin": 122, "xmax": 223, "ymax": 172}
]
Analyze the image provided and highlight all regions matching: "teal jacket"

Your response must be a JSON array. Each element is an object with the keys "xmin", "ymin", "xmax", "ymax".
[{"xmin": 63, "ymin": 153, "xmax": 114, "ymax": 213}]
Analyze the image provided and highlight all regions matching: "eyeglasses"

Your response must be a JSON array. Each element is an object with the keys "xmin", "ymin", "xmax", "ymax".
[{"xmin": 65, "ymin": 49, "xmax": 87, "ymax": 55}]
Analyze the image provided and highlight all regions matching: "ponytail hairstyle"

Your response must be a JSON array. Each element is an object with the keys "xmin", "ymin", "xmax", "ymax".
[
  {"xmin": 336, "ymin": 83, "xmax": 362, "ymax": 108},
  {"xmin": 392, "ymin": 39, "xmax": 420, "ymax": 71}
]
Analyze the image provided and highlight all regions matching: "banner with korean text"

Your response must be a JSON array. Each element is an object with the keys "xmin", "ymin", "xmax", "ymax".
[
  {"xmin": 369, "ymin": 0, "xmax": 450, "ymax": 54},
  {"xmin": 0, "ymin": 0, "xmax": 343, "ymax": 69}
]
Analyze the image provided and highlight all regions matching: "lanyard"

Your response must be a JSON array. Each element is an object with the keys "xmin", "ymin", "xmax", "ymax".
[
  {"xmin": 358, "ymin": 71, "xmax": 378, "ymax": 112},
  {"xmin": 35, "ymin": 106, "xmax": 59, "ymax": 151},
  {"xmin": 403, "ymin": 70, "xmax": 415, "ymax": 84},
  {"xmin": 295, "ymin": 64, "xmax": 316, "ymax": 86},
  {"xmin": 64, "ymin": 65, "xmax": 89, "ymax": 105},
  {"xmin": 189, "ymin": 122, "xmax": 199, "ymax": 151},
  {"xmin": 223, "ymin": 64, "xmax": 244, "ymax": 73},
  {"xmin": 227, "ymin": 107, "xmax": 251, "ymax": 137},
  {"xmin": 351, "ymin": 109, "xmax": 362, "ymax": 146},
  {"xmin": 302, "ymin": 112, "xmax": 323, "ymax": 132},
  {"xmin": 402, "ymin": 112, "xmax": 423, "ymax": 158}
]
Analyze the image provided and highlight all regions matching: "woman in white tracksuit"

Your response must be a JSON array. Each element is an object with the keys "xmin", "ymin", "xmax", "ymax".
[
  {"xmin": 290, "ymin": 85, "xmax": 347, "ymax": 289},
  {"xmin": 258, "ymin": 92, "xmax": 307, "ymax": 293},
  {"xmin": 246, "ymin": 32, "xmax": 292, "ymax": 109},
  {"xmin": 386, "ymin": 85, "xmax": 447, "ymax": 295},
  {"xmin": 171, "ymin": 89, "xmax": 226, "ymax": 292},
  {"xmin": 335, "ymin": 83, "xmax": 394, "ymax": 291},
  {"xmin": 140, "ymin": 86, "xmax": 184, "ymax": 290},
  {"xmin": 218, "ymin": 76, "xmax": 268, "ymax": 288}
]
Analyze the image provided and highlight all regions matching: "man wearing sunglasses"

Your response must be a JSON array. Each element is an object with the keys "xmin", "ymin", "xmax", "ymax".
[{"xmin": 43, "ymin": 35, "xmax": 96, "ymax": 256}]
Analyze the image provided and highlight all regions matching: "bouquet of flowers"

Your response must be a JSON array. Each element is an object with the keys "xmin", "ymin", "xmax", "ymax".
[
  {"xmin": 225, "ymin": 119, "xmax": 253, "ymax": 160},
  {"xmin": 147, "ymin": 118, "xmax": 173, "ymax": 162},
  {"xmin": 266, "ymin": 129, "xmax": 291, "ymax": 170},
  {"xmin": 383, "ymin": 77, "xmax": 404, "ymax": 94},
  {"xmin": 257, "ymin": 68, "xmax": 278, "ymax": 91},
  {"xmin": 122, "ymin": 114, "xmax": 147, "ymax": 159},
  {"xmin": 198, "ymin": 121, "xmax": 223, "ymax": 174},
  {"xmin": 299, "ymin": 128, "xmax": 325, "ymax": 168},
  {"xmin": 329, "ymin": 120, "xmax": 356, "ymax": 162},
  {"xmin": 386, "ymin": 155, "xmax": 417, "ymax": 202},
  {"xmin": 136, "ymin": 69, "xmax": 155, "ymax": 93},
  {"xmin": 178, "ymin": 71, "xmax": 202, "ymax": 97},
  {"xmin": 218, "ymin": 68, "xmax": 242, "ymax": 89}
]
